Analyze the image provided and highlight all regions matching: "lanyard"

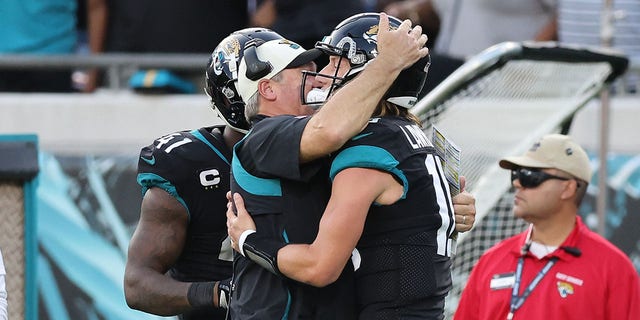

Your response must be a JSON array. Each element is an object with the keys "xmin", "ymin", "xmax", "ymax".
[{"xmin": 507, "ymin": 255, "xmax": 558, "ymax": 320}]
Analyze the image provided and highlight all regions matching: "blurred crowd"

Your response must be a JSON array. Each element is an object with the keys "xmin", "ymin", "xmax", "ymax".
[{"xmin": 1, "ymin": 0, "xmax": 637, "ymax": 93}]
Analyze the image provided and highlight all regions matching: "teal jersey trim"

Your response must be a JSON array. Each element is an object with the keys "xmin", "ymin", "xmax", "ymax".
[
  {"xmin": 190, "ymin": 129, "xmax": 230, "ymax": 165},
  {"xmin": 232, "ymin": 146, "xmax": 282, "ymax": 196},
  {"xmin": 282, "ymin": 290, "xmax": 292, "ymax": 320},
  {"xmin": 352, "ymin": 132, "xmax": 373, "ymax": 141},
  {"xmin": 136, "ymin": 172, "xmax": 190, "ymax": 219},
  {"xmin": 281, "ymin": 229, "xmax": 291, "ymax": 320},
  {"xmin": 330, "ymin": 145, "xmax": 409, "ymax": 199}
]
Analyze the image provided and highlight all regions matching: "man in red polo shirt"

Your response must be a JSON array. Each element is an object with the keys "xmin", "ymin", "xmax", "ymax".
[{"xmin": 454, "ymin": 134, "xmax": 640, "ymax": 320}]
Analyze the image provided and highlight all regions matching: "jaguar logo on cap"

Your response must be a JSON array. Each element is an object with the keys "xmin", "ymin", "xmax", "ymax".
[{"xmin": 278, "ymin": 39, "xmax": 301, "ymax": 49}]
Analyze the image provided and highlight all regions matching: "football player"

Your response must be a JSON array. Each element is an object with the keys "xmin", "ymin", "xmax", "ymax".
[{"xmin": 124, "ymin": 28, "xmax": 283, "ymax": 320}]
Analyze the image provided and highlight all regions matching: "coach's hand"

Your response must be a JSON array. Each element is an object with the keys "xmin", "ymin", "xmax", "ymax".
[{"xmin": 226, "ymin": 192, "xmax": 257, "ymax": 253}]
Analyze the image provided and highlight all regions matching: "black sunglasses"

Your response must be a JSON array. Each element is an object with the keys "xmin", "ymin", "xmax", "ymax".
[{"xmin": 511, "ymin": 168, "xmax": 570, "ymax": 188}]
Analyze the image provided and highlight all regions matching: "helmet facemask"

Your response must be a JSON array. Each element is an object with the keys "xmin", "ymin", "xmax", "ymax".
[{"xmin": 300, "ymin": 37, "xmax": 369, "ymax": 108}]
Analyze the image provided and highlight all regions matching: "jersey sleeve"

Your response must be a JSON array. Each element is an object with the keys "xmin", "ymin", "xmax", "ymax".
[
  {"xmin": 237, "ymin": 115, "xmax": 321, "ymax": 181},
  {"xmin": 329, "ymin": 122, "xmax": 409, "ymax": 195},
  {"xmin": 136, "ymin": 128, "xmax": 231, "ymax": 217},
  {"xmin": 137, "ymin": 136, "xmax": 185, "ymax": 204}
]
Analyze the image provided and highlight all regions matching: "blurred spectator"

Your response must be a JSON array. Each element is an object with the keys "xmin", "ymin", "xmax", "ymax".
[
  {"xmin": 557, "ymin": 0, "xmax": 640, "ymax": 93},
  {"xmin": 106, "ymin": 1, "xmax": 246, "ymax": 54},
  {"xmin": 249, "ymin": 0, "xmax": 366, "ymax": 67},
  {"xmin": 74, "ymin": 0, "xmax": 108, "ymax": 92},
  {"xmin": 430, "ymin": 0, "xmax": 557, "ymax": 59},
  {"xmin": 376, "ymin": 0, "xmax": 441, "ymax": 48},
  {"xmin": 380, "ymin": 0, "xmax": 557, "ymax": 94},
  {"xmin": 105, "ymin": 0, "xmax": 248, "ymax": 91},
  {"xmin": 0, "ymin": 0, "xmax": 83, "ymax": 92}
]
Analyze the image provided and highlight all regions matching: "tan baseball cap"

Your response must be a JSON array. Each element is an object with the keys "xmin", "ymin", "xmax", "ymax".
[
  {"xmin": 499, "ymin": 134, "xmax": 592, "ymax": 182},
  {"xmin": 237, "ymin": 39, "xmax": 321, "ymax": 101}
]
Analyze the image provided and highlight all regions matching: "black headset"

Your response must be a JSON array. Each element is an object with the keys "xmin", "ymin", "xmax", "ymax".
[{"xmin": 243, "ymin": 39, "xmax": 273, "ymax": 81}]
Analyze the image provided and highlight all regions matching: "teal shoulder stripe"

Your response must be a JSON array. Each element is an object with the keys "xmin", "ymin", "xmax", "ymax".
[
  {"xmin": 330, "ymin": 145, "xmax": 408, "ymax": 199},
  {"xmin": 136, "ymin": 172, "xmax": 190, "ymax": 219},
  {"xmin": 190, "ymin": 129, "xmax": 230, "ymax": 166},
  {"xmin": 232, "ymin": 145, "xmax": 282, "ymax": 196}
]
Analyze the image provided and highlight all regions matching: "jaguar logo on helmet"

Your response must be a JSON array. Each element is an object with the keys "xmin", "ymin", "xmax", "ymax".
[
  {"xmin": 363, "ymin": 24, "xmax": 399, "ymax": 44},
  {"xmin": 363, "ymin": 25, "xmax": 379, "ymax": 44},
  {"xmin": 205, "ymin": 27, "xmax": 285, "ymax": 133},
  {"xmin": 212, "ymin": 38, "xmax": 241, "ymax": 76}
]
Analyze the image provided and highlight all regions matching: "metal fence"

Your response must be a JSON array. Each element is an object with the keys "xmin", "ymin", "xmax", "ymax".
[
  {"xmin": 0, "ymin": 53, "xmax": 210, "ymax": 90},
  {"xmin": 1, "ymin": 52, "xmax": 638, "ymax": 93}
]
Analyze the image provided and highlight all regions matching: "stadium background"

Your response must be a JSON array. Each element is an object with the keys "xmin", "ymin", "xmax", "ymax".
[
  {"xmin": 1, "ymin": 0, "xmax": 638, "ymax": 317},
  {"xmin": 1, "ymin": 65, "xmax": 639, "ymax": 319}
]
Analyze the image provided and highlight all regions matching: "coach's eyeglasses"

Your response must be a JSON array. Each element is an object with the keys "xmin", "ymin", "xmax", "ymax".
[{"xmin": 511, "ymin": 168, "xmax": 570, "ymax": 188}]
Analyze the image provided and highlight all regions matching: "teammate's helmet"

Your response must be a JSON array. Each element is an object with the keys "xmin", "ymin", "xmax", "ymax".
[
  {"xmin": 309, "ymin": 12, "xmax": 430, "ymax": 108},
  {"xmin": 205, "ymin": 28, "xmax": 283, "ymax": 133}
]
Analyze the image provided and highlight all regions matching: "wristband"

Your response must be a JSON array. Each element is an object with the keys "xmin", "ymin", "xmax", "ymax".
[
  {"xmin": 238, "ymin": 229, "xmax": 256, "ymax": 257},
  {"xmin": 187, "ymin": 281, "xmax": 215, "ymax": 308},
  {"xmin": 217, "ymin": 278, "xmax": 232, "ymax": 309},
  {"xmin": 242, "ymin": 232, "xmax": 287, "ymax": 276}
]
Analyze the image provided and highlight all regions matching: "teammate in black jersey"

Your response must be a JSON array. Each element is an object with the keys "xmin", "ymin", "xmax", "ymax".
[
  {"xmin": 123, "ymin": 28, "xmax": 283, "ymax": 320},
  {"xmin": 227, "ymin": 13, "xmax": 476, "ymax": 320},
  {"xmin": 226, "ymin": 13, "xmax": 430, "ymax": 320}
]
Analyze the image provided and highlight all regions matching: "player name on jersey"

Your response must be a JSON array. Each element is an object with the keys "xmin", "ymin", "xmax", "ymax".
[{"xmin": 400, "ymin": 124, "xmax": 433, "ymax": 149}]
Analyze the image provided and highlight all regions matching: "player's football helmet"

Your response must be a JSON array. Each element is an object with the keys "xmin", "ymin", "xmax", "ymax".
[
  {"xmin": 205, "ymin": 28, "xmax": 283, "ymax": 133},
  {"xmin": 303, "ymin": 12, "xmax": 430, "ymax": 109}
]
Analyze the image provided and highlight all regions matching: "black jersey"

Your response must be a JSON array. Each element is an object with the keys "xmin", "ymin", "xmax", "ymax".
[
  {"xmin": 137, "ymin": 126, "xmax": 232, "ymax": 320},
  {"xmin": 330, "ymin": 116, "xmax": 455, "ymax": 319},
  {"xmin": 229, "ymin": 115, "xmax": 357, "ymax": 320}
]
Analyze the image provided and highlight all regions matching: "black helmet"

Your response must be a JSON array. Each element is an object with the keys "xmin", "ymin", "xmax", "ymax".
[
  {"xmin": 205, "ymin": 28, "xmax": 283, "ymax": 132},
  {"xmin": 309, "ymin": 12, "xmax": 430, "ymax": 108}
]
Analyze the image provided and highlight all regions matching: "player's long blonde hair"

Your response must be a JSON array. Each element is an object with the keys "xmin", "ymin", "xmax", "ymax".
[{"xmin": 374, "ymin": 101, "xmax": 422, "ymax": 127}]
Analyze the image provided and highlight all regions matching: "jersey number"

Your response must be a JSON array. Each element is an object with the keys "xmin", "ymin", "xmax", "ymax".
[
  {"xmin": 424, "ymin": 154, "xmax": 456, "ymax": 257},
  {"xmin": 156, "ymin": 133, "xmax": 192, "ymax": 153}
]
